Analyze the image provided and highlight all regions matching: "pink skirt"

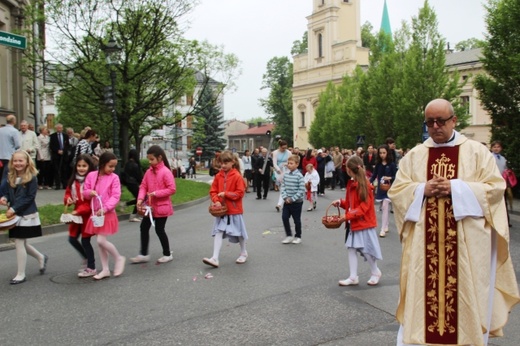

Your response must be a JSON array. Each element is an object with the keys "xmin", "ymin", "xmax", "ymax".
[{"xmin": 84, "ymin": 211, "xmax": 119, "ymax": 236}]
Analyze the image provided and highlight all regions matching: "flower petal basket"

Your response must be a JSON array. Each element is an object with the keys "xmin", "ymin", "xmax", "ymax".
[{"xmin": 322, "ymin": 204, "xmax": 345, "ymax": 229}]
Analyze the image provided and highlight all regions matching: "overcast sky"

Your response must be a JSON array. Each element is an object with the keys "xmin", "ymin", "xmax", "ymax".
[{"xmin": 185, "ymin": 0, "xmax": 487, "ymax": 121}]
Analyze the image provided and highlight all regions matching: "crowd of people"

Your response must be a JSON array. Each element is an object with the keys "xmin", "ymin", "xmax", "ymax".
[{"xmin": 1, "ymin": 96, "xmax": 519, "ymax": 345}]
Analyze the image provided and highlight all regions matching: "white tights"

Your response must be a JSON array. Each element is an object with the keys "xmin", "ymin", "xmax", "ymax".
[
  {"xmin": 347, "ymin": 248, "xmax": 379, "ymax": 279},
  {"xmin": 14, "ymin": 238, "xmax": 44, "ymax": 280},
  {"xmin": 97, "ymin": 235, "xmax": 121, "ymax": 273},
  {"xmin": 212, "ymin": 231, "xmax": 247, "ymax": 261},
  {"xmin": 381, "ymin": 199, "xmax": 390, "ymax": 231}
]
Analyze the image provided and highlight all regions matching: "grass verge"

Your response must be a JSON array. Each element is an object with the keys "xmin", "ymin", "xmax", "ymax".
[{"xmin": 37, "ymin": 179, "xmax": 210, "ymax": 227}]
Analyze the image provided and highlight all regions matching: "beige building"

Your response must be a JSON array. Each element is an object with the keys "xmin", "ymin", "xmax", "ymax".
[
  {"xmin": 446, "ymin": 48, "xmax": 491, "ymax": 144},
  {"xmin": 0, "ymin": 0, "xmax": 34, "ymax": 124},
  {"xmin": 292, "ymin": 0, "xmax": 369, "ymax": 149}
]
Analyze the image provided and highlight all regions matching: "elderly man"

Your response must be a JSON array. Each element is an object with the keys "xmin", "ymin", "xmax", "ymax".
[
  {"xmin": 388, "ymin": 99, "xmax": 519, "ymax": 345},
  {"xmin": 49, "ymin": 123, "xmax": 70, "ymax": 189},
  {"xmin": 19, "ymin": 120, "xmax": 40, "ymax": 162},
  {"xmin": 0, "ymin": 114, "xmax": 21, "ymax": 183}
]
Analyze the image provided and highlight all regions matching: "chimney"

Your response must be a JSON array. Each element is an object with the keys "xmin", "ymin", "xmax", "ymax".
[
  {"xmin": 257, "ymin": 122, "xmax": 262, "ymax": 128},
  {"xmin": 248, "ymin": 123, "xmax": 254, "ymax": 128}
]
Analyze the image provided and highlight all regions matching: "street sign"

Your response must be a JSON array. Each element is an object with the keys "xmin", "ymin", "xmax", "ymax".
[
  {"xmin": 196, "ymin": 147, "xmax": 202, "ymax": 155},
  {"xmin": 356, "ymin": 135, "xmax": 365, "ymax": 146},
  {"xmin": 0, "ymin": 30, "xmax": 27, "ymax": 50}
]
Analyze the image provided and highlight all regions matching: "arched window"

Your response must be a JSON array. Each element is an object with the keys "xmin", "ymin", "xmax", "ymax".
[{"xmin": 318, "ymin": 33, "xmax": 323, "ymax": 58}]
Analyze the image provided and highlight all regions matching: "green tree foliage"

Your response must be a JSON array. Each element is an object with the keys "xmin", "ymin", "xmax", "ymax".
[
  {"xmin": 23, "ymin": 0, "xmax": 239, "ymax": 165},
  {"xmin": 291, "ymin": 32, "xmax": 308, "ymax": 55},
  {"xmin": 361, "ymin": 22, "xmax": 377, "ymax": 49},
  {"xmin": 260, "ymin": 57, "xmax": 294, "ymax": 145},
  {"xmin": 474, "ymin": 0, "xmax": 520, "ymax": 170},
  {"xmin": 454, "ymin": 38, "xmax": 486, "ymax": 51},
  {"xmin": 191, "ymin": 85, "xmax": 226, "ymax": 161}
]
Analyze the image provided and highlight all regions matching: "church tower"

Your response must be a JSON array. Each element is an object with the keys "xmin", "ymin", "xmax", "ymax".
[{"xmin": 292, "ymin": 0, "xmax": 369, "ymax": 149}]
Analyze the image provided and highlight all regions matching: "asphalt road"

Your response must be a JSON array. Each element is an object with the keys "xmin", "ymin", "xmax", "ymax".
[{"xmin": 1, "ymin": 178, "xmax": 519, "ymax": 345}]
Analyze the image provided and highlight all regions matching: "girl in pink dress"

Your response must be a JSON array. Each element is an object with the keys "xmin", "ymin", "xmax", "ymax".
[{"xmin": 83, "ymin": 152, "xmax": 125, "ymax": 280}]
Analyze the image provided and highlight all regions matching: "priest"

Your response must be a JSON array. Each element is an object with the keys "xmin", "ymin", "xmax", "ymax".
[{"xmin": 388, "ymin": 98, "xmax": 519, "ymax": 345}]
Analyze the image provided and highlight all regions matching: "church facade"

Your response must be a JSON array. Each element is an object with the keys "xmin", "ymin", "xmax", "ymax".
[{"xmin": 292, "ymin": 0, "xmax": 369, "ymax": 149}]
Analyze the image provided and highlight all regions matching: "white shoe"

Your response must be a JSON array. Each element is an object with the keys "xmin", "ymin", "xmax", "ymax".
[
  {"xmin": 129, "ymin": 216, "xmax": 142, "ymax": 222},
  {"xmin": 292, "ymin": 237, "xmax": 302, "ymax": 244},
  {"xmin": 78, "ymin": 268, "xmax": 97, "ymax": 278},
  {"xmin": 367, "ymin": 269, "xmax": 382, "ymax": 286},
  {"xmin": 281, "ymin": 236, "xmax": 294, "ymax": 244},
  {"xmin": 379, "ymin": 229, "xmax": 387, "ymax": 238},
  {"xmin": 203, "ymin": 257, "xmax": 219, "ymax": 268},
  {"xmin": 339, "ymin": 276, "xmax": 359, "ymax": 286},
  {"xmin": 157, "ymin": 253, "xmax": 173, "ymax": 263},
  {"xmin": 130, "ymin": 254, "xmax": 150, "ymax": 263}
]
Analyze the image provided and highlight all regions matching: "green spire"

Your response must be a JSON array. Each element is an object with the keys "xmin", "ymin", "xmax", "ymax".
[{"xmin": 380, "ymin": 0, "xmax": 392, "ymax": 36}]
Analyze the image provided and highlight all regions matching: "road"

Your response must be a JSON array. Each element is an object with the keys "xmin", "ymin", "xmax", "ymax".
[{"xmin": 0, "ymin": 179, "xmax": 519, "ymax": 345}]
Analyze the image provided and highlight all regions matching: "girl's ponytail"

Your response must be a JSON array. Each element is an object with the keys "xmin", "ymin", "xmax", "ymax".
[{"xmin": 346, "ymin": 156, "xmax": 368, "ymax": 202}]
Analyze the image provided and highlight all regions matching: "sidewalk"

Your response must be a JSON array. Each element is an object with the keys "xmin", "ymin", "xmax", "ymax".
[{"xmin": 0, "ymin": 183, "xmax": 210, "ymax": 250}]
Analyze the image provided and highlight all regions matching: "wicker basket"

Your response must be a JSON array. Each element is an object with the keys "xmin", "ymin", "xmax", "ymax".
[
  {"xmin": 379, "ymin": 180, "xmax": 391, "ymax": 192},
  {"xmin": 322, "ymin": 204, "xmax": 345, "ymax": 229},
  {"xmin": 209, "ymin": 204, "xmax": 228, "ymax": 217}
]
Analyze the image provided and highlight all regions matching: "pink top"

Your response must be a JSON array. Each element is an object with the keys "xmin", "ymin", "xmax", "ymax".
[
  {"xmin": 138, "ymin": 161, "xmax": 176, "ymax": 217},
  {"xmin": 82, "ymin": 171, "xmax": 121, "ymax": 213}
]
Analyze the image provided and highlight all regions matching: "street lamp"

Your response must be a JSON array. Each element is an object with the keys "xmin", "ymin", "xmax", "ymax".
[{"xmin": 101, "ymin": 37, "xmax": 122, "ymax": 166}]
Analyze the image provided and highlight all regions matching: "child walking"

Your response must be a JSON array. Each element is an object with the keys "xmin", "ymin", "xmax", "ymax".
[
  {"xmin": 83, "ymin": 152, "xmax": 125, "ymax": 280},
  {"xmin": 333, "ymin": 156, "xmax": 383, "ymax": 287},
  {"xmin": 303, "ymin": 163, "xmax": 320, "ymax": 212},
  {"xmin": 369, "ymin": 144, "xmax": 397, "ymax": 238},
  {"xmin": 280, "ymin": 155, "xmax": 306, "ymax": 244},
  {"xmin": 64, "ymin": 154, "xmax": 98, "ymax": 277},
  {"xmin": 130, "ymin": 145, "xmax": 176, "ymax": 264},
  {"xmin": 203, "ymin": 150, "xmax": 248, "ymax": 268},
  {"xmin": 0, "ymin": 150, "xmax": 48, "ymax": 285}
]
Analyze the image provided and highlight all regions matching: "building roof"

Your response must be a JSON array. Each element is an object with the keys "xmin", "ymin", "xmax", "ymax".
[
  {"xmin": 445, "ymin": 48, "xmax": 483, "ymax": 66},
  {"xmin": 228, "ymin": 123, "xmax": 275, "ymax": 137},
  {"xmin": 380, "ymin": 0, "xmax": 392, "ymax": 36}
]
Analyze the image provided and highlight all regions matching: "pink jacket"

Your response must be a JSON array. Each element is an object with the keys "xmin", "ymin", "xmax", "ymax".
[
  {"xmin": 138, "ymin": 161, "xmax": 176, "ymax": 217},
  {"xmin": 82, "ymin": 171, "xmax": 121, "ymax": 214}
]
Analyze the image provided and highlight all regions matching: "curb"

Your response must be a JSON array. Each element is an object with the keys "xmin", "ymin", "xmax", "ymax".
[{"xmin": 0, "ymin": 195, "xmax": 210, "ymax": 252}]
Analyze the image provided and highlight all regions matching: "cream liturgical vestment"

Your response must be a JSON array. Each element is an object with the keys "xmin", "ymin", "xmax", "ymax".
[{"xmin": 388, "ymin": 133, "xmax": 519, "ymax": 345}]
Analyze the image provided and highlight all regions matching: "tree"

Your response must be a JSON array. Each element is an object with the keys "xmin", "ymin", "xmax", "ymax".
[
  {"xmin": 190, "ymin": 84, "xmax": 226, "ymax": 162},
  {"xmin": 361, "ymin": 22, "xmax": 377, "ymax": 49},
  {"xmin": 454, "ymin": 38, "xmax": 486, "ymax": 51},
  {"xmin": 22, "ymin": 0, "xmax": 240, "ymax": 165},
  {"xmin": 390, "ymin": 0, "xmax": 467, "ymax": 149},
  {"xmin": 291, "ymin": 31, "xmax": 308, "ymax": 55},
  {"xmin": 474, "ymin": 0, "xmax": 520, "ymax": 170},
  {"xmin": 260, "ymin": 57, "xmax": 294, "ymax": 145}
]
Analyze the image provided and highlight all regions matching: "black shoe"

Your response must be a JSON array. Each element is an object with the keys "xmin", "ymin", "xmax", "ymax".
[
  {"xmin": 255, "ymin": 197, "xmax": 261, "ymax": 200},
  {"xmin": 10, "ymin": 277, "xmax": 26, "ymax": 285},
  {"xmin": 263, "ymin": 196, "xmax": 267, "ymax": 199},
  {"xmin": 40, "ymin": 255, "xmax": 49, "ymax": 275}
]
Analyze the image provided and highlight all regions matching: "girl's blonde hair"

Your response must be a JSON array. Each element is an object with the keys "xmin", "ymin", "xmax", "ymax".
[
  {"xmin": 346, "ymin": 156, "xmax": 368, "ymax": 202},
  {"xmin": 7, "ymin": 150, "xmax": 38, "ymax": 187}
]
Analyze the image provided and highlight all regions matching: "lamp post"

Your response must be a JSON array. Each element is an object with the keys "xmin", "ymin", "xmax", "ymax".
[{"xmin": 101, "ymin": 37, "xmax": 122, "ymax": 166}]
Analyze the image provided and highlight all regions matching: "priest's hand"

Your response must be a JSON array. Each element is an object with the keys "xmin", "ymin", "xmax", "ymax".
[{"xmin": 425, "ymin": 175, "xmax": 451, "ymax": 198}]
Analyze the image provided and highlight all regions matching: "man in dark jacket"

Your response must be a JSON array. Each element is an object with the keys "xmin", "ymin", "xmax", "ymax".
[{"xmin": 254, "ymin": 148, "xmax": 273, "ymax": 200}]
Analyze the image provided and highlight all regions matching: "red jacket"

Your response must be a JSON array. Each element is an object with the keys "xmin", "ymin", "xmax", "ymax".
[
  {"xmin": 210, "ymin": 168, "xmax": 245, "ymax": 215},
  {"xmin": 64, "ymin": 180, "xmax": 92, "ymax": 235},
  {"xmin": 339, "ymin": 179, "xmax": 377, "ymax": 231}
]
